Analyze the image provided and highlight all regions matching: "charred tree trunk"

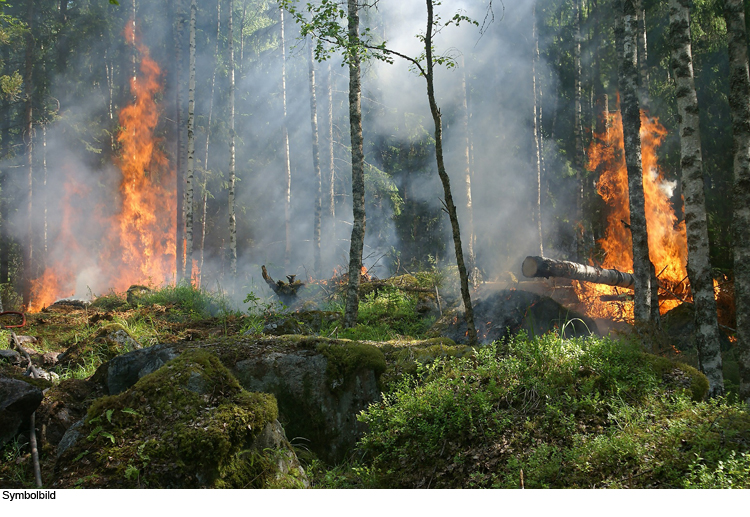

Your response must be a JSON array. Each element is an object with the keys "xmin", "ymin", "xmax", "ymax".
[
  {"xmin": 424, "ymin": 0, "xmax": 477, "ymax": 345},
  {"xmin": 308, "ymin": 36, "xmax": 322, "ymax": 277},
  {"xmin": 343, "ymin": 0, "xmax": 366, "ymax": 329},
  {"xmin": 185, "ymin": 0, "xmax": 197, "ymax": 283},
  {"xmin": 723, "ymin": 0, "xmax": 750, "ymax": 406},
  {"xmin": 523, "ymin": 255, "xmax": 635, "ymax": 288},
  {"xmin": 618, "ymin": 0, "xmax": 654, "ymax": 326},
  {"xmin": 669, "ymin": 0, "xmax": 724, "ymax": 396}
]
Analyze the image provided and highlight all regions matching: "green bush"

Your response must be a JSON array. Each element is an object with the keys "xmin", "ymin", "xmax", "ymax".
[{"xmin": 355, "ymin": 333, "xmax": 748, "ymax": 488}]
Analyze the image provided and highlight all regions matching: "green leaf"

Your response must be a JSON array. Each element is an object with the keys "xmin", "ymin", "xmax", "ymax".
[
  {"xmin": 101, "ymin": 431, "xmax": 116, "ymax": 444},
  {"xmin": 106, "ymin": 409, "xmax": 114, "ymax": 424}
]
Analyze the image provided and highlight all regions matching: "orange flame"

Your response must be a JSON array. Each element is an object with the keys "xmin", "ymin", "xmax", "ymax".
[
  {"xmin": 27, "ymin": 21, "xmax": 175, "ymax": 311},
  {"xmin": 578, "ymin": 109, "xmax": 689, "ymax": 320}
]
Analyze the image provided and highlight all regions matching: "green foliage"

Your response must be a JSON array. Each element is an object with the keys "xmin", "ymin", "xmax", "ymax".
[
  {"xmin": 135, "ymin": 283, "xmax": 235, "ymax": 320},
  {"xmin": 354, "ymin": 333, "xmax": 742, "ymax": 488},
  {"xmin": 685, "ymin": 450, "xmax": 750, "ymax": 488},
  {"xmin": 324, "ymin": 285, "xmax": 434, "ymax": 341}
]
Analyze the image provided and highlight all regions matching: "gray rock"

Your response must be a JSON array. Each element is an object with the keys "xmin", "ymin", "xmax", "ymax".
[
  {"xmin": 0, "ymin": 349, "xmax": 21, "ymax": 365},
  {"xmin": 56, "ymin": 419, "xmax": 84, "ymax": 458},
  {"xmin": 105, "ymin": 344, "xmax": 179, "ymax": 395},
  {"xmin": 232, "ymin": 344, "xmax": 381, "ymax": 464},
  {"xmin": 0, "ymin": 376, "xmax": 44, "ymax": 448},
  {"xmin": 252, "ymin": 419, "xmax": 309, "ymax": 488}
]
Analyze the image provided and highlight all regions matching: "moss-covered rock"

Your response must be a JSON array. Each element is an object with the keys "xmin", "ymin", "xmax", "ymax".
[
  {"xmin": 644, "ymin": 354, "xmax": 709, "ymax": 401},
  {"xmin": 51, "ymin": 349, "xmax": 306, "ymax": 488},
  {"xmin": 58, "ymin": 323, "xmax": 142, "ymax": 370}
]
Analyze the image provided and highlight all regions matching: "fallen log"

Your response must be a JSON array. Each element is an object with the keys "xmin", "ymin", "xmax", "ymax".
[{"xmin": 522, "ymin": 256, "xmax": 635, "ymax": 289}]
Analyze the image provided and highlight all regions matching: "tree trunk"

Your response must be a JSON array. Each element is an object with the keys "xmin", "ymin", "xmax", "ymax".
[
  {"xmin": 308, "ymin": 37, "xmax": 323, "ymax": 277},
  {"xmin": 23, "ymin": 0, "xmax": 34, "ymax": 309},
  {"xmin": 199, "ymin": 0, "xmax": 221, "ymax": 287},
  {"xmin": 57, "ymin": 0, "xmax": 69, "ymax": 74},
  {"xmin": 0, "ymin": 69, "xmax": 10, "ymax": 287},
  {"xmin": 616, "ymin": 0, "xmax": 654, "ymax": 326},
  {"xmin": 458, "ymin": 55, "xmax": 477, "ymax": 282},
  {"xmin": 668, "ymin": 0, "xmax": 724, "ymax": 397},
  {"xmin": 522, "ymin": 255, "xmax": 635, "ymax": 288},
  {"xmin": 424, "ymin": 0, "xmax": 477, "ymax": 346},
  {"xmin": 281, "ymin": 7, "xmax": 292, "ymax": 270},
  {"xmin": 574, "ymin": 0, "xmax": 585, "ymax": 260},
  {"xmin": 636, "ymin": 0, "xmax": 650, "ymax": 107},
  {"xmin": 723, "ymin": 0, "xmax": 750, "ymax": 406},
  {"xmin": 228, "ymin": 0, "xmax": 237, "ymax": 278},
  {"xmin": 185, "ymin": 0, "xmax": 197, "ymax": 283},
  {"xmin": 174, "ymin": 0, "xmax": 185, "ymax": 281},
  {"xmin": 532, "ymin": 2, "xmax": 544, "ymax": 257},
  {"xmin": 327, "ymin": 57, "xmax": 336, "ymax": 252},
  {"xmin": 343, "ymin": 0, "xmax": 366, "ymax": 329}
]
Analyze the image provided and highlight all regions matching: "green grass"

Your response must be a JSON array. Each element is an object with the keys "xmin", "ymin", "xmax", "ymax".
[{"xmin": 322, "ymin": 286, "xmax": 434, "ymax": 341}]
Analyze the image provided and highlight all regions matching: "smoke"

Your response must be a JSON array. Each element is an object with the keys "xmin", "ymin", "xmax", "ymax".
[{"xmin": 3, "ymin": 0, "xmax": 581, "ymax": 308}]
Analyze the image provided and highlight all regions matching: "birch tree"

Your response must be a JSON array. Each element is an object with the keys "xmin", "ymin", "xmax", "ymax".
[
  {"xmin": 22, "ymin": 0, "xmax": 33, "ymax": 309},
  {"xmin": 281, "ymin": 7, "xmax": 292, "ymax": 270},
  {"xmin": 532, "ymin": 1, "xmax": 543, "ymax": 257},
  {"xmin": 199, "ymin": 0, "xmax": 221, "ymax": 287},
  {"xmin": 308, "ymin": 36, "xmax": 323, "ymax": 277},
  {"xmin": 618, "ymin": 0, "xmax": 654, "ymax": 326},
  {"xmin": 185, "ymin": 0, "xmax": 196, "ymax": 283},
  {"xmin": 669, "ymin": 0, "xmax": 724, "ymax": 396},
  {"xmin": 723, "ymin": 0, "xmax": 750, "ymax": 405},
  {"xmin": 228, "ymin": 0, "xmax": 237, "ymax": 277}
]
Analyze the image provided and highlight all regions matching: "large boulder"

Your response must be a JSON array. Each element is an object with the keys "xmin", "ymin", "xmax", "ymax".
[
  {"xmin": 0, "ymin": 376, "xmax": 44, "ymax": 448},
  {"xmin": 94, "ymin": 336, "xmax": 386, "ymax": 464},
  {"xmin": 429, "ymin": 289, "xmax": 598, "ymax": 344},
  {"xmin": 51, "ymin": 349, "xmax": 307, "ymax": 488}
]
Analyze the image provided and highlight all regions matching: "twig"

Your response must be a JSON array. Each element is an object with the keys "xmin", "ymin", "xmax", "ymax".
[{"xmin": 29, "ymin": 413, "xmax": 42, "ymax": 488}]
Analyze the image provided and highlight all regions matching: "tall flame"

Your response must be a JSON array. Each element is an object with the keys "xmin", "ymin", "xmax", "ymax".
[
  {"xmin": 27, "ymin": 21, "xmax": 175, "ymax": 311},
  {"xmin": 578, "ymin": 109, "xmax": 689, "ymax": 320}
]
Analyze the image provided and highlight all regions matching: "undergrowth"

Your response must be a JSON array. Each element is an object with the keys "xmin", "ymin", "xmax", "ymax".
[{"xmin": 352, "ymin": 332, "xmax": 750, "ymax": 488}]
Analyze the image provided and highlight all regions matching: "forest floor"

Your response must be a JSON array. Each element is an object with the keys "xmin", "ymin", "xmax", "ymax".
[{"xmin": 1, "ymin": 277, "xmax": 749, "ymax": 488}]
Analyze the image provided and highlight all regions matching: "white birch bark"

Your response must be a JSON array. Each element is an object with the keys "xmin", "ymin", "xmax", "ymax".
[
  {"xmin": 185, "ymin": 0, "xmax": 196, "ymax": 283},
  {"xmin": 228, "ymin": 0, "xmax": 237, "ymax": 277}
]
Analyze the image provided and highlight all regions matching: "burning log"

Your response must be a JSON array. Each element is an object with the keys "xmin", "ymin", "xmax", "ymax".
[
  {"xmin": 522, "ymin": 256, "xmax": 635, "ymax": 289},
  {"xmin": 262, "ymin": 265, "xmax": 305, "ymax": 305}
]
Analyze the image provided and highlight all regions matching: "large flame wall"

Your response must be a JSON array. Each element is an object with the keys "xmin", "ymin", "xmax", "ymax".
[{"xmin": 29, "ymin": 24, "xmax": 175, "ymax": 311}]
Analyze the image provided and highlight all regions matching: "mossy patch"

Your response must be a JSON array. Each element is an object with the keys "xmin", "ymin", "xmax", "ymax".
[
  {"xmin": 316, "ymin": 341, "xmax": 387, "ymax": 392},
  {"xmin": 52, "ymin": 349, "xmax": 303, "ymax": 488},
  {"xmin": 644, "ymin": 354, "xmax": 709, "ymax": 401}
]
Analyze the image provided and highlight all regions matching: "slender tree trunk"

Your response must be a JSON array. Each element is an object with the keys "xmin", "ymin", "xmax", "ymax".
[
  {"xmin": 281, "ymin": 8, "xmax": 292, "ymax": 270},
  {"xmin": 0, "ymin": 74, "xmax": 10, "ymax": 286},
  {"xmin": 343, "ymin": 0, "xmax": 366, "ymax": 328},
  {"xmin": 327, "ymin": 57, "xmax": 336, "ymax": 251},
  {"xmin": 618, "ymin": 0, "xmax": 654, "ymax": 326},
  {"xmin": 42, "ymin": 124, "xmax": 47, "ymax": 266},
  {"xmin": 228, "ymin": 0, "xmax": 237, "ymax": 277},
  {"xmin": 723, "ymin": 0, "xmax": 750, "ymax": 406},
  {"xmin": 57, "ymin": 0, "xmax": 69, "ymax": 74},
  {"xmin": 185, "ymin": 0, "xmax": 196, "ymax": 283},
  {"xmin": 425, "ymin": 0, "xmax": 477, "ymax": 345},
  {"xmin": 23, "ymin": 0, "xmax": 34, "ymax": 309},
  {"xmin": 668, "ymin": 0, "xmax": 724, "ymax": 396},
  {"xmin": 458, "ymin": 56, "xmax": 477, "ymax": 282},
  {"xmin": 199, "ymin": 0, "xmax": 221, "ymax": 287},
  {"xmin": 308, "ymin": 37, "xmax": 323, "ymax": 277},
  {"xmin": 532, "ymin": 2, "xmax": 544, "ymax": 257},
  {"xmin": 174, "ymin": 1, "xmax": 185, "ymax": 281},
  {"xmin": 574, "ymin": 0, "xmax": 585, "ymax": 260},
  {"xmin": 636, "ymin": 0, "xmax": 650, "ymax": 107}
]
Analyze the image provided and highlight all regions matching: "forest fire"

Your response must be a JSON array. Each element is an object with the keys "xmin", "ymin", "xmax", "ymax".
[
  {"xmin": 28, "ymin": 23, "xmax": 175, "ymax": 312},
  {"xmin": 577, "ymin": 110, "xmax": 689, "ymax": 321}
]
